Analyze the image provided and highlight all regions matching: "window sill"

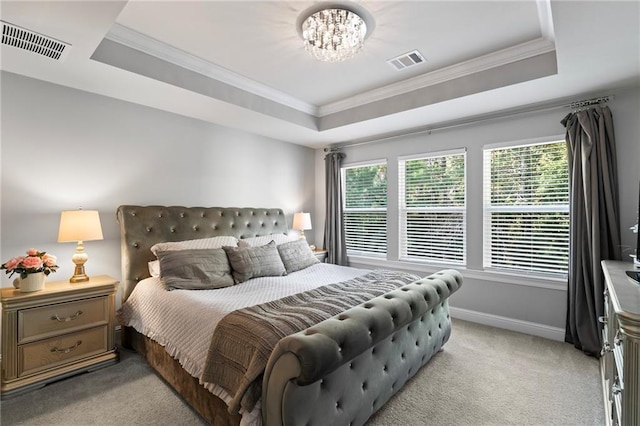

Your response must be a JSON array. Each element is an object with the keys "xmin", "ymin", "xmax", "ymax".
[{"xmin": 347, "ymin": 256, "xmax": 567, "ymax": 291}]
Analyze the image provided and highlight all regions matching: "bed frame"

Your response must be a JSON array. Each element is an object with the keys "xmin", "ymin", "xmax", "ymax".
[{"xmin": 117, "ymin": 205, "xmax": 462, "ymax": 426}]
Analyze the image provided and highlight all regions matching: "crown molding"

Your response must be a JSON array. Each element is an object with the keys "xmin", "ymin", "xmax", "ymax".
[
  {"xmin": 318, "ymin": 37, "xmax": 556, "ymax": 117},
  {"xmin": 105, "ymin": 23, "xmax": 319, "ymax": 116},
  {"xmin": 105, "ymin": 23, "xmax": 555, "ymax": 122}
]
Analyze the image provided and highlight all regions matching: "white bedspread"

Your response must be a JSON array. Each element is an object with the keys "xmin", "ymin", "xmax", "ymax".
[{"xmin": 117, "ymin": 263, "xmax": 369, "ymax": 424}]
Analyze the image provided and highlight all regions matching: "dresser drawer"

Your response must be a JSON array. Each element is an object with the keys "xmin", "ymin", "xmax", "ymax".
[
  {"xmin": 18, "ymin": 297, "xmax": 108, "ymax": 344},
  {"xmin": 18, "ymin": 325, "xmax": 108, "ymax": 377}
]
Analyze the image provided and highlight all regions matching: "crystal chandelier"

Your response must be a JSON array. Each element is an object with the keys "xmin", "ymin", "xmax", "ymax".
[{"xmin": 301, "ymin": 8, "xmax": 367, "ymax": 63}]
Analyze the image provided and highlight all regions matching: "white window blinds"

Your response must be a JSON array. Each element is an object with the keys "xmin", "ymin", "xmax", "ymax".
[
  {"xmin": 342, "ymin": 161, "xmax": 387, "ymax": 256},
  {"xmin": 483, "ymin": 140, "xmax": 569, "ymax": 276},
  {"xmin": 399, "ymin": 150, "xmax": 466, "ymax": 264}
]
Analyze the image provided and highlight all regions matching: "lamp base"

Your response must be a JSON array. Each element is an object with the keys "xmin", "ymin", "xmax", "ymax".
[
  {"xmin": 69, "ymin": 263, "xmax": 90, "ymax": 283},
  {"xmin": 69, "ymin": 274, "xmax": 90, "ymax": 283}
]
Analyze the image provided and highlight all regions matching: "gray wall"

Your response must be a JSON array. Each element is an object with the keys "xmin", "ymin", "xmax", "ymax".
[
  {"xmin": 313, "ymin": 86, "xmax": 640, "ymax": 339},
  {"xmin": 0, "ymin": 72, "xmax": 316, "ymax": 303}
]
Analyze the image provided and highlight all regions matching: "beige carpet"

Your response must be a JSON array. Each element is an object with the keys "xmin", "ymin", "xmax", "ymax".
[
  {"xmin": 0, "ymin": 319, "xmax": 603, "ymax": 425},
  {"xmin": 368, "ymin": 319, "xmax": 604, "ymax": 426}
]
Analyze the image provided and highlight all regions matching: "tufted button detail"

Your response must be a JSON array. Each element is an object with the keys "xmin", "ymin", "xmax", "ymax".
[
  {"xmin": 193, "ymin": 226, "xmax": 198, "ymax": 231},
  {"xmin": 133, "ymin": 243, "xmax": 139, "ymax": 248}
]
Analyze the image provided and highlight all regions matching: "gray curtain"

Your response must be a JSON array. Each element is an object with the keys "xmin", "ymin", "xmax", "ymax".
[
  {"xmin": 324, "ymin": 151, "xmax": 348, "ymax": 265},
  {"xmin": 561, "ymin": 105, "xmax": 621, "ymax": 357}
]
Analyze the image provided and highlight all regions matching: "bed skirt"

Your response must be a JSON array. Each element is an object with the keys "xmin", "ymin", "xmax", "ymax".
[{"xmin": 122, "ymin": 326, "xmax": 242, "ymax": 426}]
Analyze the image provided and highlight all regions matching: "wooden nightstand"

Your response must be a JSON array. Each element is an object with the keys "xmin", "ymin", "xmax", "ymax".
[
  {"xmin": 313, "ymin": 249, "xmax": 328, "ymax": 263},
  {"xmin": 1, "ymin": 275, "xmax": 119, "ymax": 398}
]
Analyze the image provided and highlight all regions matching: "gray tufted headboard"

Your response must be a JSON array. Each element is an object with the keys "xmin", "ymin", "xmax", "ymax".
[{"xmin": 116, "ymin": 205, "xmax": 289, "ymax": 302}]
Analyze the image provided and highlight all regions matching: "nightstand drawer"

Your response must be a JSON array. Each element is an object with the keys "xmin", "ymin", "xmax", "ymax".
[
  {"xmin": 18, "ymin": 296, "xmax": 108, "ymax": 344},
  {"xmin": 18, "ymin": 325, "xmax": 108, "ymax": 377}
]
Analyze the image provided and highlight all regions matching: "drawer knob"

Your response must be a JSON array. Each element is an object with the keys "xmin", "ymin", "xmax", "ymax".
[
  {"xmin": 51, "ymin": 310, "xmax": 83, "ymax": 322},
  {"xmin": 50, "ymin": 340, "xmax": 82, "ymax": 354},
  {"xmin": 614, "ymin": 330, "xmax": 624, "ymax": 346},
  {"xmin": 612, "ymin": 383, "xmax": 622, "ymax": 395}
]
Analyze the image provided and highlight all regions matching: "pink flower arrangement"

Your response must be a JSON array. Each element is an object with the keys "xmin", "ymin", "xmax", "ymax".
[{"xmin": 1, "ymin": 249, "xmax": 59, "ymax": 279}]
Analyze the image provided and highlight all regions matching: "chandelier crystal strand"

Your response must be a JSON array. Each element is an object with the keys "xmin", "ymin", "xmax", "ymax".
[{"xmin": 302, "ymin": 8, "xmax": 367, "ymax": 62}]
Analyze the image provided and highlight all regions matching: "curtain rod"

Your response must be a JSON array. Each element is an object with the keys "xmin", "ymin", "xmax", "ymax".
[{"xmin": 325, "ymin": 94, "xmax": 613, "ymax": 151}]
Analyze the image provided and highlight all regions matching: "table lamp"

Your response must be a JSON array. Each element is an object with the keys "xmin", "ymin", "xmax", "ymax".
[
  {"xmin": 292, "ymin": 212, "xmax": 312, "ymax": 241},
  {"xmin": 57, "ymin": 209, "xmax": 103, "ymax": 283}
]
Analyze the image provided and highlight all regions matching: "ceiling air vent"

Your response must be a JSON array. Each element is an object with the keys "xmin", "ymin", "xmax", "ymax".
[
  {"xmin": 387, "ymin": 50, "xmax": 425, "ymax": 71},
  {"xmin": 1, "ymin": 20, "xmax": 71, "ymax": 61}
]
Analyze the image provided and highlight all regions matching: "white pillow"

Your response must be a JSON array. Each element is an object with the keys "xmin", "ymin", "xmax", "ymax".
[
  {"xmin": 150, "ymin": 236, "xmax": 239, "ymax": 256},
  {"xmin": 238, "ymin": 233, "xmax": 296, "ymax": 247},
  {"xmin": 148, "ymin": 260, "xmax": 160, "ymax": 277}
]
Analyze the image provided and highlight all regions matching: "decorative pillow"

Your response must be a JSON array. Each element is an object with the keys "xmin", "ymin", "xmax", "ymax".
[
  {"xmin": 277, "ymin": 239, "xmax": 320, "ymax": 274},
  {"xmin": 223, "ymin": 241, "xmax": 287, "ymax": 283},
  {"xmin": 148, "ymin": 260, "xmax": 160, "ymax": 277},
  {"xmin": 150, "ymin": 236, "xmax": 239, "ymax": 256},
  {"xmin": 238, "ymin": 233, "xmax": 296, "ymax": 247},
  {"xmin": 156, "ymin": 248, "xmax": 235, "ymax": 290}
]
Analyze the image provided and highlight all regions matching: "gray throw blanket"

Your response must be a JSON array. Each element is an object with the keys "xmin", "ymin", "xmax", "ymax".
[{"xmin": 201, "ymin": 269, "xmax": 420, "ymax": 414}]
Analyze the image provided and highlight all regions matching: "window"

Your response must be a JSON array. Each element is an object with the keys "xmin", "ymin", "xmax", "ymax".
[
  {"xmin": 399, "ymin": 150, "xmax": 466, "ymax": 264},
  {"xmin": 342, "ymin": 161, "xmax": 387, "ymax": 256},
  {"xmin": 483, "ymin": 140, "xmax": 569, "ymax": 276}
]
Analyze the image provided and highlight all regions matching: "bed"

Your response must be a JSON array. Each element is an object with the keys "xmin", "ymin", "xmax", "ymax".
[{"xmin": 116, "ymin": 205, "xmax": 462, "ymax": 426}]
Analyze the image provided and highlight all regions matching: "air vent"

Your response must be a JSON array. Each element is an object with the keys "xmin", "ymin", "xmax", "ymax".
[
  {"xmin": 387, "ymin": 50, "xmax": 426, "ymax": 71},
  {"xmin": 1, "ymin": 20, "xmax": 71, "ymax": 61}
]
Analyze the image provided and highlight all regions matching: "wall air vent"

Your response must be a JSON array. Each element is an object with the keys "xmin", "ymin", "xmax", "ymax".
[
  {"xmin": 387, "ymin": 50, "xmax": 426, "ymax": 71},
  {"xmin": 1, "ymin": 20, "xmax": 71, "ymax": 61}
]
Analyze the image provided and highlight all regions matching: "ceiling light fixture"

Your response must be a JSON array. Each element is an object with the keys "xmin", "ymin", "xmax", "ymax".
[{"xmin": 301, "ymin": 8, "xmax": 367, "ymax": 63}]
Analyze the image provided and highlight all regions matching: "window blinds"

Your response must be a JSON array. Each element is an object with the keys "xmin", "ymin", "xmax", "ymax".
[
  {"xmin": 343, "ymin": 162, "xmax": 387, "ymax": 256},
  {"xmin": 399, "ymin": 150, "xmax": 466, "ymax": 264},
  {"xmin": 483, "ymin": 141, "xmax": 569, "ymax": 276}
]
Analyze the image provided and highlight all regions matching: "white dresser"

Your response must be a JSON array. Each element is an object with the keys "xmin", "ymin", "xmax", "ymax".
[{"xmin": 601, "ymin": 261, "xmax": 640, "ymax": 426}]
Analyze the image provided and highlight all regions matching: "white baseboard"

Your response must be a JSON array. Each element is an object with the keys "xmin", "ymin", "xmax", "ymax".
[{"xmin": 449, "ymin": 306, "xmax": 565, "ymax": 342}]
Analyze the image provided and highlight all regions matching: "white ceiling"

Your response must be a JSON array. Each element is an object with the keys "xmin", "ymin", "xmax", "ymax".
[{"xmin": 1, "ymin": 1, "xmax": 638, "ymax": 148}]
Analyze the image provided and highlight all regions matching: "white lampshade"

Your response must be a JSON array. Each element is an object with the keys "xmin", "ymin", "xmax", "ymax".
[
  {"xmin": 292, "ymin": 212, "xmax": 312, "ymax": 231},
  {"xmin": 58, "ymin": 210, "xmax": 103, "ymax": 242},
  {"xmin": 57, "ymin": 210, "xmax": 103, "ymax": 283}
]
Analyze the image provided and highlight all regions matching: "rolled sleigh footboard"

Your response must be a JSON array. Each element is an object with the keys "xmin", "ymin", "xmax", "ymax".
[{"xmin": 262, "ymin": 269, "xmax": 463, "ymax": 426}]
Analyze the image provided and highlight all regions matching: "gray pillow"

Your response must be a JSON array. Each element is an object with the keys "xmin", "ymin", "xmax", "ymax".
[
  {"xmin": 277, "ymin": 239, "xmax": 320, "ymax": 273},
  {"xmin": 156, "ymin": 248, "xmax": 235, "ymax": 290},
  {"xmin": 223, "ymin": 240, "xmax": 286, "ymax": 283}
]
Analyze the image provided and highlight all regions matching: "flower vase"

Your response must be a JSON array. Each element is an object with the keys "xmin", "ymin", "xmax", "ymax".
[{"xmin": 13, "ymin": 272, "xmax": 46, "ymax": 293}]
